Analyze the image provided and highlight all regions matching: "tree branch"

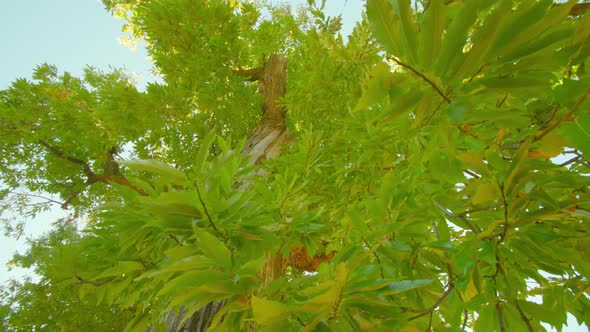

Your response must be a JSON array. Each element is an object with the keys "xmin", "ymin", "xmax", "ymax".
[
  {"xmin": 106, "ymin": 175, "xmax": 147, "ymax": 196},
  {"xmin": 233, "ymin": 67, "xmax": 263, "ymax": 81},
  {"xmin": 38, "ymin": 140, "xmax": 95, "ymax": 178},
  {"xmin": 387, "ymin": 56, "xmax": 451, "ymax": 104},
  {"xmin": 61, "ymin": 187, "xmax": 85, "ymax": 209}
]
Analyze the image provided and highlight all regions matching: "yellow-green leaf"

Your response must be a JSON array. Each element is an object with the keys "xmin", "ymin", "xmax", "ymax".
[
  {"xmin": 94, "ymin": 260, "xmax": 144, "ymax": 280},
  {"xmin": 418, "ymin": 0, "xmax": 446, "ymax": 70},
  {"xmin": 195, "ymin": 230, "xmax": 232, "ymax": 271},
  {"xmin": 367, "ymin": 0, "xmax": 402, "ymax": 56},
  {"xmin": 251, "ymin": 296, "xmax": 289, "ymax": 325},
  {"xmin": 473, "ymin": 182, "xmax": 498, "ymax": 205}
]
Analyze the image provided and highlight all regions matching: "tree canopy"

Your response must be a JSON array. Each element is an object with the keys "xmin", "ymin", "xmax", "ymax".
[{"xmin": 1, "ymin": 0, "xmax": 590, "ymax": 331}]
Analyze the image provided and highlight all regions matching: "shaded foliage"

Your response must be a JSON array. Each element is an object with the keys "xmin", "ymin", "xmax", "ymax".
[{"xmin": 1, "ymin": 0, "xmax": 590, "ymax": 331}]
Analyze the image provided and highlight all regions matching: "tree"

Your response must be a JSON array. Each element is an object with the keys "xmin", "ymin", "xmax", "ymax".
[{"xmin": 1, "ymin": 0, "xmax": 590, "ymax": 331}]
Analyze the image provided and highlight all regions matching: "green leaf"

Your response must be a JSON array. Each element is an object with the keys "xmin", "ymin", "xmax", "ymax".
[
  {"xmin": 195, "ymin": 230, "xmax": 232, "ymax": 271},
  {"xmin": 490, "ymin": 0, "xmax": 553, "ymax": 58},
  {"xmin": 418, "ymin": 0, "xmax": 446, "ymax": 70},
  {"xmin": 94, "ymin": 261, "xmax": 144, "ymax": 280},
  {"xmin": 379, "ymin": 279, "xmax": 433, "ymax": 296},
  {"xmin": 367, "ymin": 0, "xmax": 401, "ymax": 56},
  {"xmin": 157, "ymin": 270, "xmax": 229, "ymax": 297},
  {"xmin": 472, "ymin": 182, "xmax": 498, "ymax": 205},
  {"xmin": 391, "ymin": 0, "xmax": 419, "ymax": 64},
  {"xmin": 355, "ymin": 62, "xmax": 395, "ymax": 111},
  {"xmin": 434, "ymin": 1, "xmax": 491, "ymax": 79},
  {"xmin": 345, "ymin": 279, "xmax": 397, "ymax": 294},
  {"xmin": 251, "ymin": 296, "xmax": 289, "ymax": 326},
  {"xmin": 121, "ymin": 159, "xmax": 188, "ymax": 184},
  {"xmin": 502, "ymin": 25, "xmax": 574, "ymax": 63},
  {"xmin": 559, "ymin": 114, "xmax": 590, "ymax": 156},
  {"xmin": 138, "ymin": 255, "xmax": 213, "ymax": 279},
  {"xmin": 194, "ymin": 129, "xmax": 217, "ymax": 175},
  {"xmin": 474, "ymin": 304, "xmax": 499, "ymax": 332},
  {"xmin": 450, "ymin": 0, "xmax": 511, "ymax": 82},
  {"xmin": 139, "ymin": 190, "xmax": 201, "ymax": 218},
  {"xmin": 496, "ymin": 0, "xmax": 576, "ymax": 59}
]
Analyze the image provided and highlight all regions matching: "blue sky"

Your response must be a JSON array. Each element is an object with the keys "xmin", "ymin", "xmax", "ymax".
[
  {"xmin": 0, "ymin": 0, "xmax": 363, "ymax": 89},
  {"xmin": 0, "ymin": 0, "xmax": 153, "ymax": 89},
  {"xmin": 0, "ymin": 1, "xmax": 585, "ymax": 331}
]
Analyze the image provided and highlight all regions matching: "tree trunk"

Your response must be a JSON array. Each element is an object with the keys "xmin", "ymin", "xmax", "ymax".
[{"xmin": 162, "ymin": 55, "xmax": 290, "ymax": 332}]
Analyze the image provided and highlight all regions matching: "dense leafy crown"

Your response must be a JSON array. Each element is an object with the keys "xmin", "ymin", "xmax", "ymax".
[{"xmin": 1, "ymin": 0, "xmax": 590, "ymax": 331}]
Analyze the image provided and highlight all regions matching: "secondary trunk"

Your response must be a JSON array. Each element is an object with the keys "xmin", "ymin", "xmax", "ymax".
[{"xmin": 162, "ymin": 55, "xmax": 290, "ymax": 332}]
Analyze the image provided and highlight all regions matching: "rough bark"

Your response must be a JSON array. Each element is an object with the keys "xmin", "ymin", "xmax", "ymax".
[{"xmin": 161, "ymin": 55, "xmax": 290, "ymax": 332}]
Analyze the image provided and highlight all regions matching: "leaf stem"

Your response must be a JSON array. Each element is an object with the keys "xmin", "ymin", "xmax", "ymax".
[
  {"xmin": 535, "ymin": 91, "xmax": 589, "ymax": 141},
  {"xmin": 408, "ymin": 282, "xmax": 455, "ymax": 321},
  {"xmin": 497, "ymin": 181, "xmax": 509, "ymax": 243},
  {"xmin": 432, "ymin": 199, "xmax": 481, "ymax": 233},
  {"xmin": 496, "ymin": 301, "xmax": 505, "ymax": 332},
  {"xmin": 514, "ymin": 300, "xmax": 535, "ymax": 332},
  {"xmin": 387, "ymin": 56, "xmax": 451, "ymax": 104},
  {"xmin": 193, "ymin": 180, "xmax": 218, "ymax": 232}
]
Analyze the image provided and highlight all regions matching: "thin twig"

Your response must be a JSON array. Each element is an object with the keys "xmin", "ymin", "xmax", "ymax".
[
  {"xmin": 431, "ymin": 220, "xmax": 441, "ymax": 241},
  {"xmin": 463, "ymin": 169, "xmax": 481, "ymax": 178},
  {"xmin": 168, "ymin": 233, "xmax": 182, "ymax": 246},
  {"xmin": 496, "ymin": 94, "xmax": 508, "ymax": 108},
  {"xmin": 387, "ymin": 56, "xmax": 451, "ymax": 104},
  {"xmin": 559, "ymin": 156, "xmax": 581, "ymax": 167},
  {"xmin": 6, "ymin": 191, "xmax": 64, "ymax": 206},
  {"xmin": 75, "ymin": 273, "xmax": 113, "ymax": 286},
  {"xmin": 514, "ymin": 300, "xmax": 535, "ymax": 332},
  {"xmin": 457, "ymin": 202, "xmax": 503, "ymax": 217},
  {"xmin": 432, "ymin": 199, "xmax": 480, "ymax": 233},
  {"xmin": 408, "ymin": 282, "xmax": 455, "ymax": 321},
  {"xmin": 497, "ymin": 181, "xmax": 509, "ymax": 243},
  {"xmin": 496, "ymin": 302, "xmax": 505, "ymax": 332},
  {"xmin": 540, "ymin": 103, "xmax": 561, "ymax": 131},
  {"xmin": 536, "ymin": 91, "xmax": 589, "ymax": 141},
  {"xmin": 423, "ymin": 99, "xmax": 447, "ymax": 126},
  {"xmin": 426, "ymin": 311, "xmax": 433, "ymax": 331},
  {"xmin": 364, "ymin": 239, "xmax": 385, "ymax": 279},
  {"xmin": 193, "ymin": 180, "xmax": 218, "ymax": 232},
  {"xmin": 461, "ymin": 309, "xmax": 469, "ymax": 330},
  {"xmin": 422, "ymin": 0, "xmax": 432, "ymax": 14},
  {"xmin": 461, "ymin": 64, "xmax": 489, "ymax": 92}
]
